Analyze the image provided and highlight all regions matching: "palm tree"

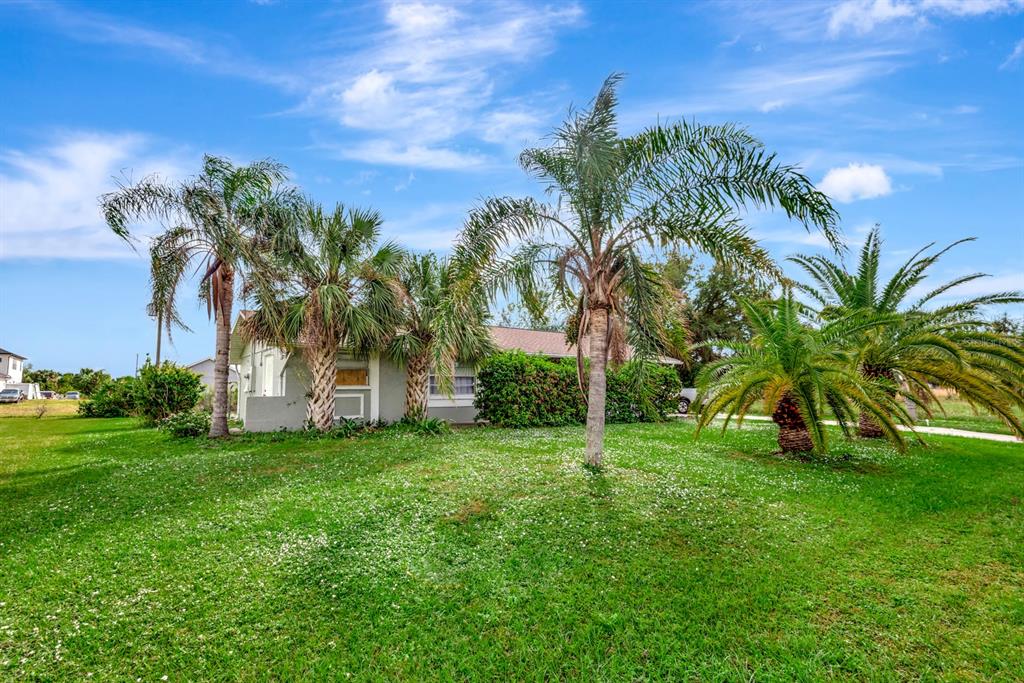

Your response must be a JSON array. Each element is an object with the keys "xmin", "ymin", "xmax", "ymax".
[
  {"xmin": 455, "ymin": 74, "xmax": 841, "ymax": 467},
  {"xmin": 242, "ymin": 201, "xmax": 405, "ymax": 431},
  {"xmin": 695, "ymin": 293, "xmax": 912, "ymax": 454},
  {"xmin": 790, "ymin": 228, "xmax": 1024, "ymax": 438},
  {"xmin": 146, "ymin": 240, "xmax": 192, "ymax": 368},
  {"xmin": 387, "ymin": 253, "xmax": 494, "ymax": 418},
  {"xmin": 102, "ymin": 155, "xmax": 290, "ymax": 437}
]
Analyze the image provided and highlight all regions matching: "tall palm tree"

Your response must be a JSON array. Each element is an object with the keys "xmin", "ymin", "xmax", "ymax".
[
  {"xmin": 102, "ymin": 155, "xmax": 290, "ymax": 437},
  {"xmin": 242, "ymin": 201, "xmax": 405, "ymax": 431},
  {"xmin": 790, "ymin": 228, "xmax": 1024, "ymax": 438},
  {"xmin": 387, "ymin": 253, "xmax": 494, "ymax": 418},
  {"xmin": 695, "ymin": 293, "xmax": 912, "ymax": 454},
  {"xmin": 455, "ymin": 74, "xmax": 841, "ymax": 467}
]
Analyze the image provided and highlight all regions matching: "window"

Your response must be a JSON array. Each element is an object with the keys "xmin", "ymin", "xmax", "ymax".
[
  {"xmin": 335, "ymin": 368, "xmax": 368, "ymax": 386},
  {"xmin": 429, "ymin": 375, "xmax": 475, "ymax": 396}
]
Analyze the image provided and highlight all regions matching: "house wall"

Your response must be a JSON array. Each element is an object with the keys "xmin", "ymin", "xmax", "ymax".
[
  {"xmin": 187, "ymin": 359, "xmax": 239, "ymax": 391},
  {"xmin": 236, "ymin": 341, "xmax": 291, "ymax": 426},
  {"xmin": 0, "ymin": 355, "xmax": 24, "ymax": 385},
  {"xmin": 233, "ymin": 335, "xmax": 487, "ymax": 431},
  {"xmin": 427, "ymin": 364, "xmax": 478, "ymax": 424}
]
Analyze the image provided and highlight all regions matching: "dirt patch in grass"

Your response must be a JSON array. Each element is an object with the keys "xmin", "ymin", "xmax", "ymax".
[{"xmin": 446, "ymin": 499, "xmax": 490, "ymax": 524}]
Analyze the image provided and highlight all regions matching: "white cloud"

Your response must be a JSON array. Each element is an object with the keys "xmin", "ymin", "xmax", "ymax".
[
  {"xmin": 479, "ymin": 109, "xmax": 545, "ymax": 145},
  {"xmin": 906, "ymin": 271, "xmax": 1024, "ymax": 308},
  {"xmin": 386, "ymin": 2, "xmax": 458, "ymax": 35},
  {"xmin": 818, "ymin": 163, "xmax": 893, "ymax": 202},
  {"xmin": 752, "ymin": 228, "xmax": 836, "ymax": 248},
  {"xmin": 381, "ymin": 201, "xmax": 469, "ymax": 251},
  {"xmin": 1000, "ymin": 38, "xmax": 1024, "ymax": 69},
  {"xmin": 953, "ymin": 104, "xmax": 980, "ymax": 114},
  {"xmin": 18, "ymin": 1, "xmax": 581, "ymax": 170},
  {"xmin": 828, "ymin": 0, "xmax": 916, "ymax": 36},
  {"xmin": 335, "ymin": 140, "xmax": 488, "ymax": 170},
  {"xmin": 304, "ymin": 2, "xmax": 583, "ymax": 168},
  {"xmin": 828, "ymin": 0, "xmax": 1024, "ymax": 36},
  {"xmin": 759, "ymin": 99, "xmax": 787, "ymax": 112},
  {"xmin": 16, "ymin": 1, "xmax": 300, "ymax": 90},
  {"xmin": 0, "ymin": 132, "xmax": 188, "ymax": 259},
  {"xmin": 394, "ymin": 172, "xmax": 415, "ymax": 192},
  {"xmin": 633, "ymin": 48, "xmax": 906, "ymax": 122}
]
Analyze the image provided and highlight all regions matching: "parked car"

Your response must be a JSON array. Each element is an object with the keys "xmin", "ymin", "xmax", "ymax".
[
  {"xmin": 0, "ymin": 389, "xmax": 26, "ymax": 403},
  {"xmin": 65, "ymin": 391, "xmax": 81, "ymax": 400},
  {"xmin": 41, "ymin": 390, "xmax": 58, "ymax": 399},
  {"xmin": 677, "ymin": 387, "xmax": 697, "ymax": 415}
]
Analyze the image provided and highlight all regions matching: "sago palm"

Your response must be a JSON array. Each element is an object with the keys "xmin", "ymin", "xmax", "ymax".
[
  {"xmin": 790, "ymin": 228, "xmax": 1024, "ymax": 438},
  {"xmin": 242, "ymin": 200, "xmax": 405, "ymax": 431},
  {"xmin": 387, "ymin": 253, "xmax": 494, "ymax": 418},
  {"xmin": 695, "ymin": 293, "xmax": 913, "ymax": 454},
  {"xmin": 455, "ymin": 73, "xmax": 840, "ymax": 467},
  {"xmin": 102, "ymin": 155, "xmax": 291, "ymax": 437}
]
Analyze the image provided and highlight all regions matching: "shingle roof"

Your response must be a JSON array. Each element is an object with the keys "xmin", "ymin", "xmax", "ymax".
[
  {"xmin": 230, "ymin": 313, "xmax": 678, "ymax": 365},
  {"xmin": 0, "ymin": 348, "xmax": 26, "ymax": 360},
  {"xmin": 487, "ymin": 326, "xmax": 681, "ymax": 365}
]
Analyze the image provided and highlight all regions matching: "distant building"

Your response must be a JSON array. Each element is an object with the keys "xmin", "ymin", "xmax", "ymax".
[
  {"xmin": 0, "ymin": 348, "xmax": 25, "ymax": 388},
  {"xmin": 0, "ymin": 347, "xmax": 40, "ymax": 398},
  {"xmin": 185, "ymin": 357, "xmax": 240, "ymax": 392}
]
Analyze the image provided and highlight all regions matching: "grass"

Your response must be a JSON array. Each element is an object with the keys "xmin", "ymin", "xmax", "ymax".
[
  {"xmin": 1, "ymin": 416, "xmax": 1022, "ymax": 680},
  {"xmin": 738, "ymin": 395, "xmax": 1022, "ymax": 436},
  {"xmin": 0, "ymin": 399, "xmax": 80, "ymax": 418},
  {"xmin": 914, "ymin": 396, "xmax": 1023, "ymax": 436}
]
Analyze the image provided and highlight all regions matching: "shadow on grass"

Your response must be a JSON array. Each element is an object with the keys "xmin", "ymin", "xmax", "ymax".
[{"xmin": 2, "ymin": 427, "xmax": 433, "ymax": 551}]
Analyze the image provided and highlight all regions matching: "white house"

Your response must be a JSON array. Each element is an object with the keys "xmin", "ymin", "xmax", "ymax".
[
  {"xmin": 185, "ymin": 357, "xmax": 240, "ymax": 392},
  {"xmin": 229, "ymin": 315, "xmax": 679, "ymax": 432},
  {"xmin": 0, "ymin": 348, "xmax": 40, "ymax": 398}
]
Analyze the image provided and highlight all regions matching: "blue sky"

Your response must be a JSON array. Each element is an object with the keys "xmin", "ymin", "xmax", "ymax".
[{"xmin": 1, "ymin": 0, "xmax": 1022, "ymax": 377}]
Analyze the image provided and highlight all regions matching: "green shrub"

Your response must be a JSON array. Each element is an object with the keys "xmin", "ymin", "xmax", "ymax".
[
  {"xmin": 389, "ymin": 416, "xmax": 452, "ymax": 436},
  {"xmin": 78, "ymin": 377, "xmax": 138, "ymax": 417},
  {"xmin": 321, "ymin": 418, "xmax": 364, "ymax": 439},
  {"xmin": 474, "ymin": 352, "xmax": 584, "ymax": 428},
  {"xmin": 133, "ymin": 361, "xmax": 204, "ymax": 425},
  {"xmin": 159, "ymin": 410, "xmax": 211, "ymax": 438},
  {"xmin": 474, "ymin": 351, "xmax": 681, "ymax": 428}
]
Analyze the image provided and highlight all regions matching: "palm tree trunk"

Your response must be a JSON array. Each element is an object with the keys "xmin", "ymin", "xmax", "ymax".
[
  {"xmin": 772, "ymin": 392, "xmax": 813, "ymax": 453},
  {"xmin": 858, "ymin": 365, "xmax": 893, "ymax": 439},
  {"xmin": 405, "ymin": 353, "xmax": 430, "ymax": 419},
  {"xmin": 858, "ymin": 411, "xmax": 885, "ymax": 439},
  {"xmin": 209, "ymin": 267, "xmax": 234, "ymax": 438},
  {"xmin": 585, "ymin": 306, "xmax": 610, "ymax": 467},
  {"xmin": 305, "ymin": 340, "xmax": 337, "ymax": 431}
]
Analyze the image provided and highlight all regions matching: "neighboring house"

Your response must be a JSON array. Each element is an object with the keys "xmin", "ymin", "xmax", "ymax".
[
  {"xmin": 0, "ymin": 348, "xmax": 40, "ymax": 399},
  {"xmin": 185, "ymin": 357, "xmax": 240, "ymax": 392},
  {"xmin": 229, "ymin": 316, "xmax": 679, "ymax": 432}
]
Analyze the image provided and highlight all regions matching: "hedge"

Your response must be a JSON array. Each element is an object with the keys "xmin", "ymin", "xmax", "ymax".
[{"xmin": 474, "ymin": 351, "xmax": 681, "ymax": 428}]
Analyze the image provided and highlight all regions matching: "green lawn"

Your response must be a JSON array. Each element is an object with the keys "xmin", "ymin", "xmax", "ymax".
[
  {"xmin": 2, "ymin": 417, "xmax": 1022, "ymax": 680},
  {"xmin": 913, "ymin": 396, "xmax": 1024, "ymax": 436},
  {"xmin": 738, "ymin": 395, "xmax": 1022, "ymax": 436}
]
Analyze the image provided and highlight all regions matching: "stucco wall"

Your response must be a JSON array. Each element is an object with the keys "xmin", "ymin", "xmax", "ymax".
[{"xmin": 234, "ymin": 338, "xmax": 483, "ymax": 431}]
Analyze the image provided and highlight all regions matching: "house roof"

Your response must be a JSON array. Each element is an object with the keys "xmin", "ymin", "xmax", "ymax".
[
  {"xmin": 0, "ymin": 348, "xmax": 26, "ymax": 360},
  {"xmin": 487, "ymin": 326, "xmax": 681, "ymax": 365},
  {"xmin": 489, "ymin": 326, "xmax": 577, "ymax": 358},
  {"xmin": 229, "ymin": 313, "xmax": 679, "ymax": 365}
]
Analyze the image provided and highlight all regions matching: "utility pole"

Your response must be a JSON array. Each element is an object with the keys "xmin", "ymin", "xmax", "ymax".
[{"xmin": 155, "ymin": 309, "xmax": 163, "ymax": 367}]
